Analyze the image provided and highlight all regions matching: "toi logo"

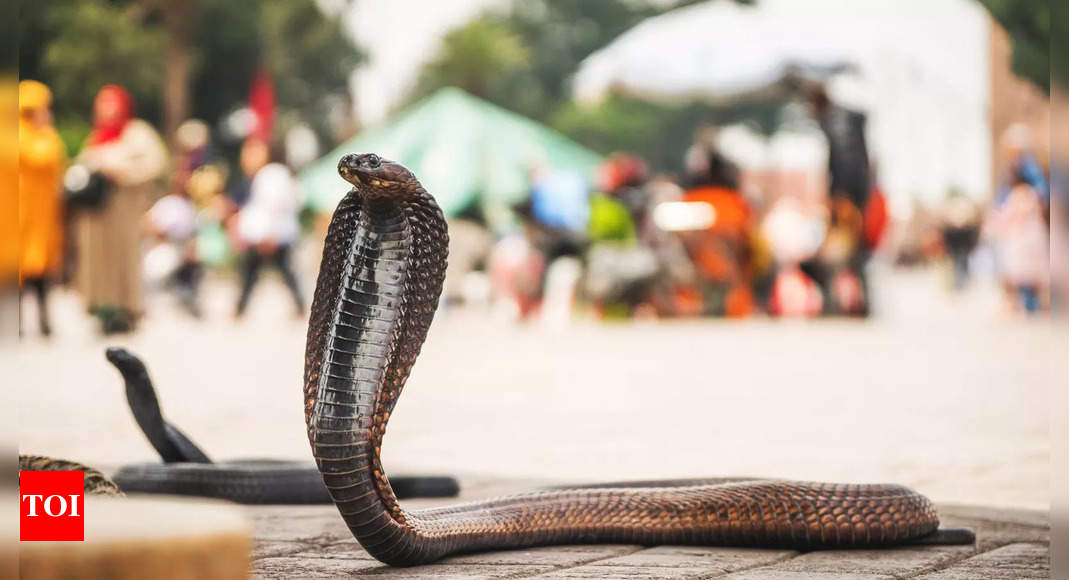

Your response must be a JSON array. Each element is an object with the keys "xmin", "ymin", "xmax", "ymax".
[{"xmin": 20, "ymin": 471, "xmax": 85, "ymax": 541}]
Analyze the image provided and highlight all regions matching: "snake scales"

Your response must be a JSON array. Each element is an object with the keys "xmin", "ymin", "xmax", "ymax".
[{"xmin": 305, "ymin": 153, "xmax": 972, "ymax": 567}]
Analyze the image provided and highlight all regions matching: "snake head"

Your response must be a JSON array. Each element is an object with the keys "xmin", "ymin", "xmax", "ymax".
[
  {"xmin": 338, "ymin": 153, "xmax": 417, "ymax": 198},
  {"xmin": 105, "ymin": 347, "xmax": 148, "ymax": 377}
]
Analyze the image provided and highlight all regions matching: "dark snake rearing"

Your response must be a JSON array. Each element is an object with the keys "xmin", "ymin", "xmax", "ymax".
[{"xmin": 305, "ymin": 153, "xmax": 972, "ymax": 567}]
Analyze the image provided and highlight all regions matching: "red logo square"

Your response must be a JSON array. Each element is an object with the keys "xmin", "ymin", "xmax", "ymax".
[{"xmin": 20, "ymin": 471, "xmax": 85, "ymax": 541}]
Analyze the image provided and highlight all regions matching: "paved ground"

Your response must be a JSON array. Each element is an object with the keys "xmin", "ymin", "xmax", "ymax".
[
  {"xmin": 16, "ymin": 267, "xmax": 1049, "ymax": 510},
  {"xmin": 14, "ymin": 265, "xmax": 1052, "ymax": 576},
  {"xmin": 246, "ymin": 476, "xmax": 1050, "ymax": 579}
]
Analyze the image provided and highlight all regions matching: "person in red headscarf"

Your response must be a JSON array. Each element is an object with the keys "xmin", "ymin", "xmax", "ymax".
[
  {"xmin": 89, "ymin": 85, "xmax": 133, "ymax": 145},
  {"xmin": 74, "ymin": 85, "xmax": 168, "ymax": 333}
]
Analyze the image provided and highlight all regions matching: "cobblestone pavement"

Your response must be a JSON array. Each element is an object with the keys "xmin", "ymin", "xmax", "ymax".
[{"xmin": 247, "ymin": 476, "xmax": 1049, "ymax": 579}]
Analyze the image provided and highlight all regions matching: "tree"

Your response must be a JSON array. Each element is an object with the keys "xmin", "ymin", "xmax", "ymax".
[
  {"xmin": 189, "ymin": 0, "xmax": 365, "ymax": 144},
  {"xmin": 18, "ymin": 0, "xmax": 362, "ymax": 151},
  {"xmin": 26, "ymin": 1, "xmax": 166, "ymax": 150},
  {"xmin": 259, "ymin": 0, "xmax": 364, "ymax": 142},
  {"xmin": 186, "ymin": 0, "xmax": 262, "ymax": 132},
  {"xmin": 411, "ymin": 16, "xmax": 530, "ymax": 103},
  {"xmin": 162, "ymin": 0, "xmax": 199, "ymax": 142},
  {"xmin": 408, "ymin": 0, "xmax": 712, "ymax": 120},
  {"xmin": 977, "ymin": 0, "xmax": 1050, "ymax": 93},
  {"xmin": 406, "ymin": 0, "xmax": 755, "ymax": 172},
  {"xmin": 501, "ymin": 0, "xmax": 703, "ymax": 121},
  {"xmin": 551, "ymin": 97, "xmax": 780, "ymax": 172}
]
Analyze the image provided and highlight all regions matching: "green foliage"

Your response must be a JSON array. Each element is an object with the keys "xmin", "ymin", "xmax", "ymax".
[
  {"xmin": 1055, "ymin": 2, "xmax": 1069, "ymax": 89},
  {"xmin": 552, "ymin": 97, "xmax": 780, "ymax": 173},
  {"xmin": 407, "ymin": 0, "xmax": 758, "ymax": 173},
  {"xmin": 29, "ymin": 0, "xmax": 166, "ymax": 131},
  {"xmin": 407, "ymin": 0, "xmax": 706, "ymax": 121},
  {"xmin": 551, "ymin": 98, "xmax": 686, "ymax": 170},
  {"xmin": 19, "ymin": 0, "xmax": 362, "ymax": 150},
  {"xmin": 497, "ymin": 0, "xmax": 704, "ymax": 121},
  {"xmin": 260, "ymin": 0, "xmax": 364, "ymax": 139},
  {"xmin": 189, "ymin": 0, "xmax": 363, "ymax": 143},
  {"xmin": 412, "ymin": 16, "xmax": 530, "ymax": 103},
  {"xmin": 54, "ymin": 116, "xmax": 92, "ymax": 156},
  {"xmin": 190, "ymin": 0, "xmax": 262, "ymax": 129},
  {"xmin": 977, "ymin": 0, "xmax": 1050, "ymax": 93}
]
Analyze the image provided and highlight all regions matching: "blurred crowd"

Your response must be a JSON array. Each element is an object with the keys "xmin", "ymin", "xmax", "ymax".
[
  {"xmin": 943, "ymin": 123, "xmax": 1051, "ymax": 314},
  {"xmin": 18, "ymin": 80, "xmax": 307, "ymax": 335},
  {"xmin": 17, "ymin": 77, "xmax": 1052, "ymax": 337},
  {"xmin": 896, "ymin": 122, "xmax": 1052, "ymax": 315},
  {"xmin": 481, "ymin": 86, "xmax": 1052, "ymax": 323},
  {"xmin": 482, "ymin": 87, "xmax": 881, "ymax": 322}
]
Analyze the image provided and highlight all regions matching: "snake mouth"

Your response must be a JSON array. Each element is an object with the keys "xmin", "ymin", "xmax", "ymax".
[
  {"xmin": 337, "ymin": 165, "xmax": 389, "ymax": 187},
  {"xmin": 344, "ymin": 172, "xmax": 398, "ymax": 189},
  {"xmin": 339, "ymin": 165, "xmax": 364, "ymax": 185}
]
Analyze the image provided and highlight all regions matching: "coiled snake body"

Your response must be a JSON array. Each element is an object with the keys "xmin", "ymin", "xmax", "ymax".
[{"xmin": 306, "ymin": 154, "xmax": 971, "ymax": 566}]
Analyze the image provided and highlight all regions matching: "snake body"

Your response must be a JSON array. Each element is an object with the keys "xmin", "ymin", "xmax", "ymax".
[
  {"xmin": 306, "ymin": 153, "xmax": 969, "ymax": 567},
  {"xmin": 104, "ymin": 347, "xmax": 458, "ymax": 503}
]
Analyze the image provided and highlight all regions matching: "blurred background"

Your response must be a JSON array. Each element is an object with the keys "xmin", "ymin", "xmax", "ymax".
[{"xmin": 15, "ymin": 0, "xmax": 1051, "ymax": 511}]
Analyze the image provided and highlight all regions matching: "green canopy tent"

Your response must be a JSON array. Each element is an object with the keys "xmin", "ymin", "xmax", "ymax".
[{"xmin": 300, "ymin": 88, "xmax": 604, "ymax": 229}]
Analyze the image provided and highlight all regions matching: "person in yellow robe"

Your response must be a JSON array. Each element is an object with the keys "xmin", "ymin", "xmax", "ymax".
[{"xmin": 18, "ymin": 80, "xmax": 67, "ymax": 336}]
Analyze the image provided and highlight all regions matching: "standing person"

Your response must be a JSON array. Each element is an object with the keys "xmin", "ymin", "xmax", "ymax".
[
  {"xmin": 988, "ymin": 181, "xmax": 1049, "ymax": 314},
  {"xmin": 18, "ymin": 80, "xmax": 67, "ymax": 336},
  {"xmin": 143, "ymin": 119, "xmax": 218, "ymax": 318},
  {"xmin": 939, "ymin": 193, "xmax": 981, "ymax": 291},
  {"xmin": 806, "ymin": 84, "xmax": 873, "ymax": 315},
  {"xmin": 808, "ymin": 85, "xmax": 871, "ymax": 210},
  {"xmin": 233, "ymin": 139, "xmax": 305, "ymax": 318},
  {"xmin": 989, "ymin": 124, "xmax": 1049, "ymax": 314},
  {"xmin": 996, "ymin": 124, "xmax": 1048, "ymax": 207},
  {"xmin": 74, "ymin": 85, "xmax": 168, "ymax": 333},
  {"xmin": 145, "ymin": 185, "xmax": 200, "ymax": 317},
  {"xmin": 679, "ymin": 137, "xmax": 754, "ymax": 317},
  {"xmin": 511, "ymin": 166, "xmax": 589, "ymax": 321}
]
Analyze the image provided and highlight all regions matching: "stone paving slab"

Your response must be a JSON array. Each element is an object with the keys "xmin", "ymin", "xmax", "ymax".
[
  {"xmin": 724, "ymin": 572, "xmax": 897, "ymax": 580},
  {"xmin": 912, "ymin": 543, "xmax": 1050, "ymax": 579},
  {"xmin": 246, "ymin": 479, "xmax": 1049, "ymax": 579},
  {"xmin": 744, "ymin": 546, "xmax": 972, "ymax": 577},
  {"xmin": 533, "ymin": 546, "xmax": 794, "ymax": 579}
]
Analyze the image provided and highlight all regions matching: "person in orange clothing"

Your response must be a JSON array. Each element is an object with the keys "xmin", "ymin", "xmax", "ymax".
[
  {"xmin": 1, "ymin": 80, "xmax": 18, "ymax": 293},
  {"xmin": 678, "ymin": 140, "xmax": 754, "ymax": 317},
  {"xmin": 18, "ymin": 80, "xmax": 67, "ymax": 336}
]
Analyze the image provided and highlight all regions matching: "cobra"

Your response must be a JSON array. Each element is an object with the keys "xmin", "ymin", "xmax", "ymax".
[{"xmin": 305, "ymin": 153, "xmax": 973, "ymax": 566}]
